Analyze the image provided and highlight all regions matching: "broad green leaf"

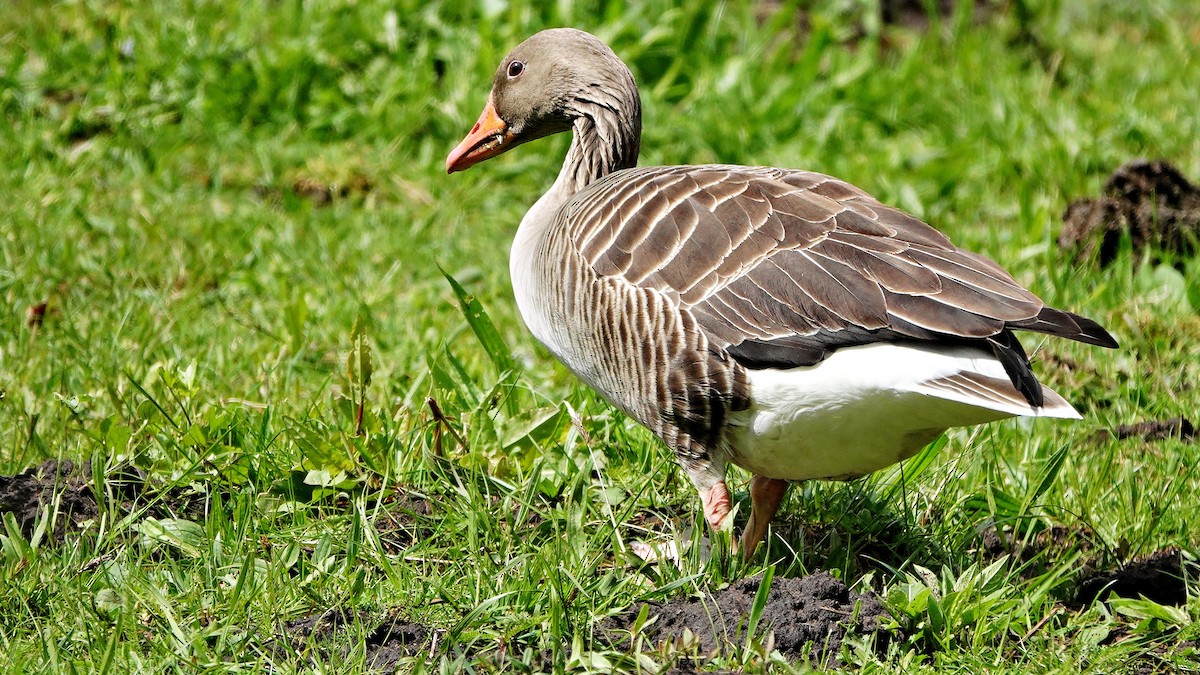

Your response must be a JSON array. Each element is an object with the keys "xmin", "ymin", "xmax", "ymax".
[
  {"xmin": 1109, "ymin": 597, "xmax": 1189, "ymax": 626},
  {"xmin": 136, "ymin": 518, "xmax": 205, "ymax": 558},
  {"xmin": 501, "ymin": 404, "xmax": 569, "ymax": 452},
  {"xmin": 441, "ymin": 268, "xmax": 515, "ymax": 373}
]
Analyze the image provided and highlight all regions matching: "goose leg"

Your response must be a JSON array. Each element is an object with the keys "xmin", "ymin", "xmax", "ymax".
[
  {"xmin": 740, "ymin": 476, "xmax": 789, "ymax": 559},
  {"xmin": 701, "ymin": 481, "xmax": 733, "ymax": 532}
]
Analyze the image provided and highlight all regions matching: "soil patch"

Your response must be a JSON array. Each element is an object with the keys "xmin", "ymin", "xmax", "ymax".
[
  {"xmin": 662, "ymin": 667, "xmax": 737, "ymax": 675},
  {"xmin": 372, "ymin": 490, "xmax": 437, "ymax": 553},
  {"xmin": 1095, "ymin": 417, "xmax": 1196, "ymax": 443},
  {"xmin": 1128, "ymin": 639, "xmax": 1199, "ymax": 675},
  {"xmin": 1060, "ymin": 159, "xmax": 1200, "ymax": 266},
  {"xmin": 600, "ymin": 571, "xmax": 898, "ymax": 667},
  {"xmin": 252, "ymin": 173, "xmax": 373, "ymax": 207},
  {"xmin": 0, "ymin": 460, "xmax": 100, "ymax": 540},
  {"xmin": 1072, "ymin": 547, "xmax": 1195, "ymax": 608},
  {"xmin": 0, "ymin": 459, "xmax": 218, "ymax": 545},
  {"xmin": 880, "ymin": 0, "xmax": 991, "ymax": 29},
  {"xmin": 976, "ymin": 523, "xmax": 1100, "ymax": 570},
  {"xmin": 974, "ymin": 526, "xmax": 1195, "ymax": 609},
  {"xmin": 278, "ymin": 608, "xmax": 434, "ymax": 672}
]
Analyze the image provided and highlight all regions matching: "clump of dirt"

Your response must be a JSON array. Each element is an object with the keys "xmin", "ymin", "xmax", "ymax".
[
  {"xmin": 880, "ymin": 0, "xmax": 992, "ymax": 29},
  {"xmin": 372, "ymin": 491, "xmax": 437, "ymax": 553},
  {"xmin": 1060, "ymin": 159, "xmax": 1200, "ymax": 266},
  {"xmin": 1072, "ymin": 548, "xmax": 1196, "ymax": 608},
  {"xmin": 252, "ymin": 173, "xmax": 374, "ymax": 207},
  {"xmin": 1127, "ymin": 639, "xmax": 1199, "ymax": 675},
  {"xmin": 0, "ymin": 460, "xmax": 100, "ymax": 540},
  {"xmin": 2, "ymin": 458, "xmax": 435, "ymax": 549},
  {"xmin": 1095, "ymin": 417, "xmax": 1195, "ymax": 443},
  {"xmin": 278, "ymin": 608, "xmax": 434, "ymax": 672},
  {"xmin": 601, "ymin": 572, "xmax": 898, "ymax": 667},
  {"xmin": 282, "ymin": 608, "xmax": 365, "ymax": 640},
  {"xmin": 0, "ymin": 459, "xmax": 228, "ymax": 544},
  {"xmin": 973, "ymin": 525, "xmax": 1196, "ymax": 609},
  {"xmin": 291, "ymin": 173, "xmax": 374, "ymax": 205},
  {"xmin": 663, "ymin": 666, "xmax": 737, "ymax": 675},
  {"xmin": 976, "ymin": 523, "xmax": 1099, "ymax": 568}
]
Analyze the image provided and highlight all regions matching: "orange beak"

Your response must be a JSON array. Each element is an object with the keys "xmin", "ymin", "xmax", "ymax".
[{"xmin": 446, "ymin": 95, "xmax": 516, "ymax": 173}]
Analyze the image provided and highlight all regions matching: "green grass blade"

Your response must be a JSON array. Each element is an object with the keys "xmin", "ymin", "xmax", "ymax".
[
  {"xmin": 745, "ymin": 564, "xmax": 775, "ymax": 646},
  {"xmin": 440, "ymin": 268, "xmax": 515, "ymax": 374},
  {"xmin": 1026, "ymin": 442, "xmax": 1069, "ymax": 507}
]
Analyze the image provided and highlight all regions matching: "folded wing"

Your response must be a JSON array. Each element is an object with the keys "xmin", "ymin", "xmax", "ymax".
[{"xmin": 565, "ymin": 165, "xmax": 1116, "ymax": 407}]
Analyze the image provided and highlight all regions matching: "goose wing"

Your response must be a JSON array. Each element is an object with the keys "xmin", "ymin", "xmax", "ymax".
[{"xmin": 562, "ymin": 165, "xmax": 1113, "ymax": 403}]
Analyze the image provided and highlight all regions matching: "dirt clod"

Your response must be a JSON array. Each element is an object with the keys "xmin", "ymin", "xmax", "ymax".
[
  {"xmin": 1128, "ymin": 639, "xmax": 1199, "ymax": 675},
  {"xmin": 881, "ymin": 0, "xmax": 981, "ymax": 28},
  {"xmin": 373, "ymin": 490, "xmax": 438, "ymax": 553},
  {"xmin": 26, "ymin": 301, "xmax": 51, "ymax": 328},
  {"xmin": 1095, "ymin": 417, "xmax": 1195, "ymax": 443},
  {"xmin": 1060, "ymin": 159, "xmax": 1200, "ymax": 266},
  {"xmin": 292, "ymin": 173, "xmax": 374, "ymax": 205},
  {"xmin": 1073, "ymin": 548, "xmax": 1195, "ymax": 608},
  {"xmin": 601, "ymin": 571, "xmax": 897, "ymax": 667},
  {"xmin": 253, "ymin": 173, "xmax": 374, "ymax": 207},
  {"xmin": 280, "ymin": 608, "xmax": 433, "ymax": 672},
  {"xmin": 0, "ymin": 460, "xmax": 99, "ymax": 540},
  {"xmin": 977, "ymin": 523, "xmax": 1099, "ymax": 567}
]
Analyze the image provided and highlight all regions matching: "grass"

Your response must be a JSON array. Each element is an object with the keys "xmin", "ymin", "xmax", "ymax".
[{"xmin": 2, "ymin": 0, "xmax": 1199, "ymax": 671}]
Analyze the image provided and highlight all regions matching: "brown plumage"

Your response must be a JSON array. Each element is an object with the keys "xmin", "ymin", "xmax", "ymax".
[{"xmin": 447, "ymin": 28, "xmax": 1117, "ymax": 559}]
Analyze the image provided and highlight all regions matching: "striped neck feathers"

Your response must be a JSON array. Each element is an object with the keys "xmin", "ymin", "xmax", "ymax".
[
  {"xmin": 558, "ymin": 72, "xmax": 642, "ymax": 199},
  {"xmin": 516, "ymin": 62, "xmax": 642, "ymax": 243}
]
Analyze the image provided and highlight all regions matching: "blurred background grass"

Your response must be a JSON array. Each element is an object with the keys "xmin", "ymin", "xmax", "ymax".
[
  {"xmin": 1, "ymin": 0, "xmax": 1199, "ymax": 671},
  {"xmin": 3, "ymin": 1, "xmax": 1198, "ymax": 429}
]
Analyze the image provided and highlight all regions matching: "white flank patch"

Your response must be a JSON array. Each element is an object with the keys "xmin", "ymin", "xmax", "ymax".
[{"xmin": 727, "ymin": 342, "xmax": 1080, "ymax": 482}]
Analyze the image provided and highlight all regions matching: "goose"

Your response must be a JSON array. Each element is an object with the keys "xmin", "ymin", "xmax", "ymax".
[{"xmin": 445, "ymin": 28, "xmax": 1118, "ymax": 558}]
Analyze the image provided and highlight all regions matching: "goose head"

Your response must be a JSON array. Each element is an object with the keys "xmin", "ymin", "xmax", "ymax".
[{"xmin": 446, "ymin": 28, "xmax": 641, "ymax": 176}]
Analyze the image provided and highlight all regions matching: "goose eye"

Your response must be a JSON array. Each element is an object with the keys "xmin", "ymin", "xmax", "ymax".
[{"xmin": 507, "ymin": 60, "xmax": 525, "ymax": 78}]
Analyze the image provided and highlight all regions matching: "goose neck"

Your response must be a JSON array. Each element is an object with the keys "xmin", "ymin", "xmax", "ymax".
[
  {"xmin": 560, "ymin": 103, "xmax": 641, "ymax": 194},
  {"xmin": 515, "ymin": 93, "xmax": 641, "ymax": 241}
]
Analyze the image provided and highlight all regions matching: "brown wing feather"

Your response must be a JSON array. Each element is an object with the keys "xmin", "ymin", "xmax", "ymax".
[{"xmin": 565, "ymin": 164, "xmax": 1116, "ymax": 383}]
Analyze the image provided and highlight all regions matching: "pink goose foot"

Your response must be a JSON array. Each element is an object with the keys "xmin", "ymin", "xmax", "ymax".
[{"xmin": 740, "ymin": 476, "xmax": 789, "ymax": 560}]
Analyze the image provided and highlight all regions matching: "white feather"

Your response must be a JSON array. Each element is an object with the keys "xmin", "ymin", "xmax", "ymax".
[{"xmin": 726, "ymin": 342, "xmax": 1080, "ymax": 482}]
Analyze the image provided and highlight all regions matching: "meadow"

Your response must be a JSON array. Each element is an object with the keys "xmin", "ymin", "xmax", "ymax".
[{"xmin": 2, "ymin": 0, "xmax": 1199, "ymax": 671}]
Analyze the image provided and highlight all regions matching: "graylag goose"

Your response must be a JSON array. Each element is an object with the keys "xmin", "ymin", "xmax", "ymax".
[{"xmin": 446, "ymin": 28, "xmax": 1117, "ymax": 558}]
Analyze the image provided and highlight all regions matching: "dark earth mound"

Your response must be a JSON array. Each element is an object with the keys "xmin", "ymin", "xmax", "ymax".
[
  {"xmin": 1060, "ymin": 159, "xmax": 1200, "ymax": 266},
  {"xmin": 663, "ymin": 666, "xmax": 738, "ymax": 675},
  {"xmin": 0, "ymin": 460, "xmax": 100, "ymax": 539},
  {"xmin": 880, "ymin": 0, "xmax": 990, "ymax": 28},
  {"xmin": 1096, "ymin": 417, "xmax": 1196, "ymax": 443},
  {"xmin": 974, "ymin": 524, "xmax": 1196, "ymax": 610},
  {"xmin": 1073, "ymin": 547, "xmax": 1196, "ymax": 608},
  {"xmin": 601, "ymin": 571, "xmax": 897, "ymax": 667},
  {"xmin": 1128, "ymin": 639, "xmax": 1199, "ymax": 675},
  {"xmin": 251, "ymin": 172, "xmax": 374, "ymax": 208},
  {"xmin": 0, "ymin": 459, "xmax": 216, "ymax": 543},
  {"xmin": 278, "ymin": 574, "xmax": 898, "ymax": 671},
  {"xmin": 372, "ymin": 490, "xmax": 437, "ymax": 553},
  {"xmin": 278, "ymin": 608, "xmax": 433, "ymax": 672},
  {"xmin": 976, "ymin": 523, "xmax": 1099, "ymax": 567}
]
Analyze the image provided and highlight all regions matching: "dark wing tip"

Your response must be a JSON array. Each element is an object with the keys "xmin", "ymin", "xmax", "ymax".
[
  {"xmin": 1069, "ymin": 313, "xmax": 1119, "ymax": 349},
  {"xmin": 987, "ymin": 331, "xmax": 1043, "ymax": 408},
  {"xmin": 1011, "ymin": 307, "xmax": 1119, "ymax": 349}
]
